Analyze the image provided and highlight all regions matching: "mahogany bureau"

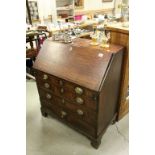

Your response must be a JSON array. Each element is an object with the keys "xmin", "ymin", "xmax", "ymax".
[{"xmin": 33, "ymin": 38, "xmax": 124, "ymax": 149}]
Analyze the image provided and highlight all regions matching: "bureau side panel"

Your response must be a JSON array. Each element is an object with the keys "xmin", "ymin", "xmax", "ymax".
[{"xmin": 97, "ymin": 50, "xmax": 123, "ymax": 135}]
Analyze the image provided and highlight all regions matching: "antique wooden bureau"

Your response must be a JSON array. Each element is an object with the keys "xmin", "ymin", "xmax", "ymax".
[{"xmin": 33, "ymin": 38, "xmax": 124, "ymax": 149}]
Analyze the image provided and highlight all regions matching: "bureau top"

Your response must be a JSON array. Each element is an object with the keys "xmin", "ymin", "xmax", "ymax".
[{"xmin": 33, "ymin": 38, "xmax": 123, "ymax": 91}]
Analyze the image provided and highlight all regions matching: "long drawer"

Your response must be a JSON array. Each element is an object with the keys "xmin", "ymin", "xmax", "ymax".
[
  {"xmin": 41, "ymin": 101, "xmax": 96, "ymax": 137},
  {"xmin": 35, "ymin": 70, "xmax": 98, "ymax": 111}
]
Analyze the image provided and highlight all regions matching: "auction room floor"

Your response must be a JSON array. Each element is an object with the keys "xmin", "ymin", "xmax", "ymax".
[{"xmin": 26, "ymin": 79, "xmax": 129, "ymax": 155}]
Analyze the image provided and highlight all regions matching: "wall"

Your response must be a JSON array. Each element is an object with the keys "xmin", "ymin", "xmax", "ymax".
[
  {"xmin": 84, "ymin": 0, "xmax": 114, "ymax": 10},
  {"xmin": 114, "ymin": 0, "xmax": 129, "ymax": 16},
  {"xmin": 28, "ymin": 0, "xmax": 124, "ymax": 22},
  {"xmin": 28, "ymin": 0, "xmax": 54, "ymax": 21},
  {"xmin": 83, "ymin": 0, "xmax": 127, "ymax": 14},
  {"xmin": 37, "ymin": 0, "xmax": 53, "ymax": 19},
  {"xmin": 114, "ymin": 0, "xmax": 122, "ymax": 15}
]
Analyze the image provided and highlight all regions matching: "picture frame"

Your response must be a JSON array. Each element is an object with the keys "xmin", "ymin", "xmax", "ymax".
[
  {"xmin": 102, "ymin": 0, "xmax": 113, "ymax": 2},
  {"xmin": 75, "ymin": 0, "xmax": 84, "ymax": 9}
]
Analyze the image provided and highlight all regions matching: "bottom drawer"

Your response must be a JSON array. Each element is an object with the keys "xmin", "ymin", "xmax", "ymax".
[{"xmin": 41, "ymin": 101, "xmax": 96, "ymax": 137}]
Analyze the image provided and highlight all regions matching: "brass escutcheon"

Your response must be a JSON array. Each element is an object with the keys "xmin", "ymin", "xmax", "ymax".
[
  {"xmin": 75, "ymin": 87, "xmax": 83, "ymax": 95},
  {"xmin": 43, "ymin": 74, "xmax": 48, "ymax": 80},
  {"xmin": 77, "ymin": 109, "xmax": 84, "ymax": 115},
  {"xmin": 76, "ymin": 97, "xmax": 84, "ymax": 104}
]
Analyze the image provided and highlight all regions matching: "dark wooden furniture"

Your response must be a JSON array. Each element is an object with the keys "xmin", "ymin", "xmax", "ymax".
[
  {"xmin": 37, "ymin": 26, "xmax": 52, "ymax": 38},
  {"xmin": 26, "ymin": 30, "xmax": 51, "ymax": 79},
  {"xmin": 105, "ymin": 24, "xmax": 129, "ymax": 120},
  {"xmin": 26, "ymin": 31, "xmax": 40, "ymax": 79},
  {"xmin": 26, "ymin": 32, "xmax": 39, "ymax": 59},
  {"xmin": 33, "ymin": 38, "xmax": 124, "ymax": 149}
]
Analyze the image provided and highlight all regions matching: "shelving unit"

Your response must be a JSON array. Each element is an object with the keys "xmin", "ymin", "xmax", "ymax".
[{"xmin": 56, "ymin": 0, "xmax": 75, "ymax": 22}]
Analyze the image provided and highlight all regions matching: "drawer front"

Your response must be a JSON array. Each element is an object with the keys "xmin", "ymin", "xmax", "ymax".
[
  {"xmin": 38, "ymin": 88, "xmax": 96, "ymax": 125},
  {"xmin": 35, "ymin": 70, "xmax": 98, "ymax": 111},
  {"xmin": 41, "ymin": 101, "xmax": 96, "ymax": 137}
]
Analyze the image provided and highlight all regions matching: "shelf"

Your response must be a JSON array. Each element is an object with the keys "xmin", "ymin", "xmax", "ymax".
[
  {"xmin": 56, "ymin": 0, "xmax": 74, "ymax": 22},
  {"xmin": 57, "ymin": 7, "xmax": 73, "ymax": 11},
  {"xmin": 66, "ymin": 16, "xmax": 74, "ymax": 19},
  {"xmin": 57, "ymin": 16, "xmax": 74, "ymax": 19}
]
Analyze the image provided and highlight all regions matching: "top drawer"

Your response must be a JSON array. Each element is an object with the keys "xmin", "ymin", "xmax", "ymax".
[{"xmin": 35, "ymin": 70, "xmax": 98, "ymax": 111}]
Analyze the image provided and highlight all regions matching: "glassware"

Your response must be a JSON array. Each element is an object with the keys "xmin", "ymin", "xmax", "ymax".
[
  {"xmin": 121, "ymin": 4, "xmax": 129, "ymax": 27},
  {"xmin": 100, "ymin": 31, "xmax": 110, "ymax": 49},
  {"xmin": 64, "ymin": 33, "xmax": 72, "ymax": 43},
  {"xmin": 53, "ymin": 33, "xmax": 59, "ymax": 41},
  {"xmin": 90, "ymin": 33, "xmax": 98, "ymax": 45},
  {"xmin": 98, "ymin": 31, "xmax": 103, "ymax": 44}
]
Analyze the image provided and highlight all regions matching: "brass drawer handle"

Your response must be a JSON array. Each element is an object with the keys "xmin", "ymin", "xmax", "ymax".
[
  {"xmin": 77, "ymin": 109, "xmax": 84, "ymax": 116},
  {"xmin": 75, "ymin": 97, "xmax": 84, "ymax": 105},
  {"xmin": 59, "ymin": 80, "xmax": 63, "ymax": 86},
  {"xmin": 60, "ymin": 88, "xmax": 64, "ymax": 93},
  {"xmin": 43, "ymin": 74, "xmax": 48, "ymax": 80},
  {"xmin": 46, "ymin": 93, "xmax": 51, "ymax": 99},
  {"xmin": 44, "ymin": 83, "xmax": 50, "ymax": 88},
  {"xmin": 61, "ymin": 111, "xmax": 67, "ymax": 118},
  {"xmin": 75, "ymin": 87, "xmax": 83, "ymax": 95}
]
